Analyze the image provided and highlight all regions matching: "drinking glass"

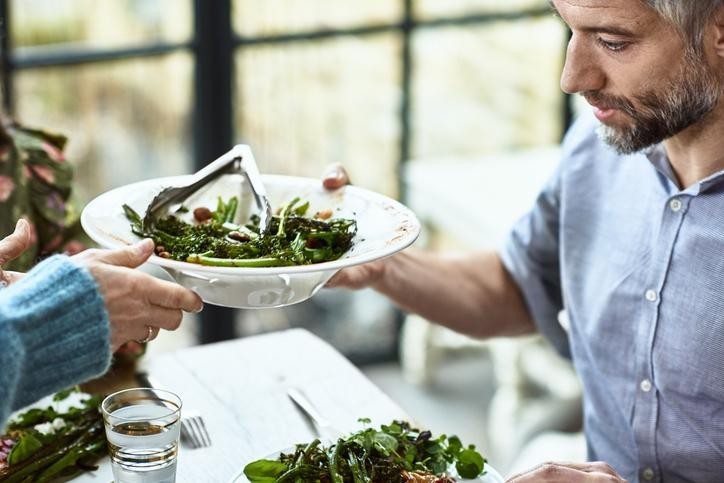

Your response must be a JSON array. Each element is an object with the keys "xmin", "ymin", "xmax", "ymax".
[{"xmin": 102, "ymin": 388, "xmax": 182, "ymax": 483}]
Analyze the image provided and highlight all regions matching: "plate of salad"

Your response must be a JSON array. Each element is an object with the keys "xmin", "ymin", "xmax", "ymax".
[
  {"xmin": 233, "ymin": 420, "xmax": 504, "ymax": 483},
  {"xmin": 0, "ymin": 388, "xmax": 107, "ymax": 483},
  {"xmin": 81, "ymin": 173, "xmax": 420, "ymax": 309}
]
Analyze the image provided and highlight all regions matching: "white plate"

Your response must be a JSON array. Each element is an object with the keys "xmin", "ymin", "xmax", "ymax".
[
  {"xmin": 231, "ymin": 447, "xmax": 504, "ymax": 483},
  {"xmin": 81, "ymin": 173, "xmax": 420, "ymax": 308}
]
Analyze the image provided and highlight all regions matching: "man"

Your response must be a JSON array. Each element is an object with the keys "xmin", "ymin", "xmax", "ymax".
[{"xmin": 326, "ymin": 1, "xmax": 724, "ymax": 481}]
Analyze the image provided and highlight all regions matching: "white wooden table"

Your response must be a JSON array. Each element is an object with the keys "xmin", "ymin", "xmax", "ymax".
[{"xmin": 74, "ymin": 328, "xmax": 408, "ymax": 482}]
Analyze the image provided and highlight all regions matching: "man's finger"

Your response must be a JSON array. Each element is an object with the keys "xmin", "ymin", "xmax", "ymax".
[
  {"xmin": 507, "ymin": 464, "xmax": 587, "ymax": 482},
  {"xmin": 322, "ymin": 163, "xmax": 351, "ymax": 190},
  {"xmin": 96, "ymin": 239, "xmax": 155, "ymax": 268},
  {"xmin": 0, "ymin": 219, "xmax": 32, "ymax": 265},
  {"xmin": 507, "ymin": 462, "xmax": 625, "ymax": 483}
]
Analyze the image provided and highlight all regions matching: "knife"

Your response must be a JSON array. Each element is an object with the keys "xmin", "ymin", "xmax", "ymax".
[{"xmin": 287, "ymin": 387, "xmax": 342, "ymax": 441}]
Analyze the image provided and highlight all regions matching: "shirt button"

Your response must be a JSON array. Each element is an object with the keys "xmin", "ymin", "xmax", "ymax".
[
  {"xmin": 640, "ymin": 379, "xmax": 653, "ymax": 392},
  {"xmin": 645, "ymin": 289, "xmax": 657, "ymax": 302},
  {"xmin": 669, "ymin": 198, "xmax": 682, "ymax": 212},
  {"xmin": 642, "ymin": 467, "xmax": 655, "ymax": 480}
]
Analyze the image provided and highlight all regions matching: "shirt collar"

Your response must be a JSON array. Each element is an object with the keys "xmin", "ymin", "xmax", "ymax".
[{"xmin": 644, "ymin": 143, "xmax": 724, "ymax": 195}]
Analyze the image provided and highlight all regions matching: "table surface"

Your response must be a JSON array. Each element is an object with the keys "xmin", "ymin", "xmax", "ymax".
[{"xmin": 74, "ymin": 328, "xmax": 409, "ymax": 482}]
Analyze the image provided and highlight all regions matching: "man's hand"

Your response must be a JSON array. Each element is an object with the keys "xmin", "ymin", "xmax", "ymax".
[
  {"xmin": 71, "ymin": 239, "xmax": 203, "ymax": 351},
  {"xmin": 321, "ymin": 163, "xmax": 351, "ymax": 190},
  {"xmin": 507, "ymin": 462, "xmax": 627, "ymax": 482},
  {"xmin": 320, "ymin": 163, "xmax": 387, "ymax": 290},
  {"xmin": 0, "ymin": 219, "xmax": 32, "ymax": 286}
]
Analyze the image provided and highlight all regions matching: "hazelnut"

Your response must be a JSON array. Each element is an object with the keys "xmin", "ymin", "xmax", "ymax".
[
  {"xmin": 315, "ymin": 209, "xmax": 333, "ymax": 220},
  {"xmin": 193, "ymin": 206, "xmax": 213, "ymax": 222},
  {"xmin": 228, "ymin": 231, "xmax": 250, "ymax": 242}
]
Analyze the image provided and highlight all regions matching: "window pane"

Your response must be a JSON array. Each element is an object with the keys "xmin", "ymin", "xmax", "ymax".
[
  {"xmin": 15, "ymin": 52, "xmax": 193, "ymax": 202},
  {"xmin": 233, "ymin": 0, "xmax": 401, "ymax": 37},
  {"xmin": 416, "ymin": 0, "xmax": 549, "ymax": 19},
  {"xmin": 234, "ymin": 34, "xmax": 401, "ymax": 197},
  {"xmin": 10, "ymin": 0, "xmax": 192, "ymax": 50},
  {"xmin": 412, "ymin": 17, "xmax": 566, "ymax": 160}
]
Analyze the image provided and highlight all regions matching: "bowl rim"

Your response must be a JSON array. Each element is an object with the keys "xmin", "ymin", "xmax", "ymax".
[{"xmin": 81, "ymin": 173, "xmax": 420, "ymax": 276}]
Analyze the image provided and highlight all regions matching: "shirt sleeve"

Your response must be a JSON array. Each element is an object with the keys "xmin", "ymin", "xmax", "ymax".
[
  {"xmin": 0, "ymin": 255, "xmax": 111, "ymax": 427},
  {"xmin": 500, "ymin": 161, "xmax": 569, "ymax": 358},
  {"xmin": 499, "ymin": 115, "xmax": 598, "ymax": 358}
]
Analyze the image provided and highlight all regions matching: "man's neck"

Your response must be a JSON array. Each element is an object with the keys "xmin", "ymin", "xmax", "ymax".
[{"xmin": 664, "ymin": 103, "xmax": 724, "ymax": 188}]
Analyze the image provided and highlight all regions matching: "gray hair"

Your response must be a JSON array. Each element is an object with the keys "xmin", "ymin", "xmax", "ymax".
[{"xmin": 642, "ymin": 0, "xmax": 723, "ymax": 53}]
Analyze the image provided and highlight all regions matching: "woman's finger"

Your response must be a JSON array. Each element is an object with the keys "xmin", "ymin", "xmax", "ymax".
[
  {"xmin": 0, "ymin": 219, "xmax": 32, "ymax": 266},
  {"xmin": 141, "ymin": 276, "xmax": 203, "ymax": 313}
]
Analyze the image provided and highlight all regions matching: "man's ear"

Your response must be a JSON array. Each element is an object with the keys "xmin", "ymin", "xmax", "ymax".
[{"xmin": 713, "ymin": 5, "xmax": 724, "ymax": 58}]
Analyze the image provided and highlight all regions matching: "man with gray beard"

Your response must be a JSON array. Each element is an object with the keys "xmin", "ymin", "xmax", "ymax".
[{"xmin": 324, "ymin": 1, "xmax": 724, "ymax": 481}]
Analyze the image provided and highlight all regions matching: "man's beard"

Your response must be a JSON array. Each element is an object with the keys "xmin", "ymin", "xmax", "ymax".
[{"xmin": 584, "ymin": 55, "xmax": 721, "ymax": 154}]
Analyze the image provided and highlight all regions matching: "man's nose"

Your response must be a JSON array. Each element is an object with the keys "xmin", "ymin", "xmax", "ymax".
[{"xmin": 560, "ymin": 35, "xmax": 605, "ymax": 94}]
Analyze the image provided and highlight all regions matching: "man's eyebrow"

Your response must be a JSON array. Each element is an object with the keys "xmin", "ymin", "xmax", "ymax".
[
  {"xmin": 547, "ymin": 0, "xmax": 637, "ymax": 37},
  {"xmin": 579, "ymin": 25, "xmax": 637, "ymax": 36}
]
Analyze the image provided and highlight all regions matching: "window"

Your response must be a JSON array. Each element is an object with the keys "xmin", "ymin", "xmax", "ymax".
[{"xmin": 0, "ymin": 0, "xmax": 568, "ymax": 363}]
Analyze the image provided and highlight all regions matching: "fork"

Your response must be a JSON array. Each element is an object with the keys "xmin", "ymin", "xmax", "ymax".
[
  {"xmin": 180, "ymin": 410, "xmax": 212, "ymax": 449},
  {"xmin": 142, "ymin": 144, "xmax": 272, "ymax": 235},
  {"xmin": 136, "ymin": 372, "xmax": 212, "ymax": 449}
]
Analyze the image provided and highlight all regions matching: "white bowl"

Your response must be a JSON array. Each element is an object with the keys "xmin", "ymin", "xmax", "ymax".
[{"xmin": 81, "ymin": 174, "xmax": 420, "ymax": 308}]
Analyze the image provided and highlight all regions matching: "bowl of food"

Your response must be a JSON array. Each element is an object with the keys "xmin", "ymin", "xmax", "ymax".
[
  {"xmin": 235, "ymin": 420, "xmax": 504, "ymax": 483},
  {"xmin": 80, "ymin": 173, "xmax": 419, "ymax": 308}
]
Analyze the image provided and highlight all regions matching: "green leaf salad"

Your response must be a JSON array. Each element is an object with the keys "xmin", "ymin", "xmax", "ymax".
[
  {"xmin": 123, "ymin": 197, "xmax": 356, "ymax": 268},
  {"xmin": 0, "ymin": 387, "xmax": 106, "ymax": 483},
  {"xmin": 243, "ymin": 420, "xmax": 487, "ymax": 483}
]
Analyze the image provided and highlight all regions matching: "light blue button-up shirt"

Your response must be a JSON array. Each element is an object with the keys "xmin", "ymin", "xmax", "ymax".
[{"xmin": 501, "ymin": 113, "xmax": 724, "ymax": 483}]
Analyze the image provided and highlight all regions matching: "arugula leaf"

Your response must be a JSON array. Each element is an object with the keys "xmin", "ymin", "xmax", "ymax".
[
  {"xmin": 243, "ymin": 420, "xmax": 486, "ymax": 482},
  {"xmin": 455, "ymin": 448, "xmax": 486, "ymax": 479},
  {"xmin": 7, "ymin": 433, "xmax": 43, "ymax": 465},
  {"xmin": 243, "ymin": 459, "xmax": 290, "ymax": 482}
]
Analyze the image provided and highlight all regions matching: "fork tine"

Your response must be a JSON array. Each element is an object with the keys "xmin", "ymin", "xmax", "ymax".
[
  {"xmin": 195, "ymin": 417, "xmax": 212, "ymax": 447},
  {"xmin": 187, "ymin": 417, "xmax": 203, "ymax": 448},
  {"xmin": 181, "ymin": 419, "xmax": 200, "ymax": 449},
  {"xmin": 186, "ymin": 416, "xmax": 211, "ymax": 448}
]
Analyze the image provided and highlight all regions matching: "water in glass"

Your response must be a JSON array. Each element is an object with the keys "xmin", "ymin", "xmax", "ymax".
[{"xmin": 102, "ymin": 388, "xmax": 181, "ymax": 483}]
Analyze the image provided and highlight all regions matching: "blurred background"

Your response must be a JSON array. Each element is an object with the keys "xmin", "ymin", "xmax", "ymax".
[{"xmin": 0, "ymin": 0, "xmax": 584, "ymax": 475}]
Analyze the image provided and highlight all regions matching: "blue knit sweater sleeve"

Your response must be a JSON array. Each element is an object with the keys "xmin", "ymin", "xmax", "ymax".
[{"xmin": 0, "ymin": 255, "xmax": 111, "ymax": 426}]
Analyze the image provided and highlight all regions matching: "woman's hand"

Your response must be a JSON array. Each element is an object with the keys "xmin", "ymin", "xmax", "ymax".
[
  {"xmin": 0, "ymin": 219, "xmax": 31, "ymax": 286},
  {"xmin": 507, "ymin": 462, "xmax": 627, "ymax": 482},
  {"xmin": 71, "ymin": 239, "xmax": 203, "ymax": 351}
]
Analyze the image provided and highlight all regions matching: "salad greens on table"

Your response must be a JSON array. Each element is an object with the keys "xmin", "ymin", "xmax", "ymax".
[
  {"xmin": 243, "ymin": 419, "xmax": 487, "ymax": 483},
  {"xmin": 123, "ymin": 196, "xmax": 356, "ymax": 267},
  {"xmin": 0, "ymin": 387, "xmax": 106, "ymax": 483}
]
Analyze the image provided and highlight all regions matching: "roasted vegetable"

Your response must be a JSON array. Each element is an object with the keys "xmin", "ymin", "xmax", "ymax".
[
  {"xmin": 123, "ymin": 197, "xmax": 356, "ymax": 267},
  {"xmin": 0, "ymin": 387, "xmax": 106, "ymax": 482}
]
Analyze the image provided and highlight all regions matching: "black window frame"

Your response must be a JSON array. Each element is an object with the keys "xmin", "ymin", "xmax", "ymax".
[{"xmin": 0, "ymin": 0, "xmax": 571, "ymax": 348}]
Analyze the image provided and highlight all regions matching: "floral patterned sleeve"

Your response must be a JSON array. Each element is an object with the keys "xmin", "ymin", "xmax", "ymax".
[
  {"xmin": 0, "ymin": 120, "xmax": 85, "ymax": 272},
  {"xmin": 0, "ymin": 118, "xmax": 145, "ymax": 361}
]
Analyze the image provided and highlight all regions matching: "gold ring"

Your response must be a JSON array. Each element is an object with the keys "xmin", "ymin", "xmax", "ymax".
[{"xmin": 136, "ymin": 326, "xmax": 154, "ymax": 344}]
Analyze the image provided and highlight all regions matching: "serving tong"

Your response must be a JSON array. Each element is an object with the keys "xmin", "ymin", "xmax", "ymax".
[{"xmin": 142, "ymin": 144, "xmax": 272, "ymax": 234}]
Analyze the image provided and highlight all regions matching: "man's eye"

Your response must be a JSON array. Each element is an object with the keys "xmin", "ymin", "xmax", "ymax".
[{"xmin": 597, "ymin": 38, "xmax": 628, "ymax": 52}]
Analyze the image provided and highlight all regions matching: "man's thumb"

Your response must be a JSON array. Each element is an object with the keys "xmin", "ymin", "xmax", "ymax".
[{"xmin": 100, "ymin": 239, "xmax": 154, "ymax": 268}]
